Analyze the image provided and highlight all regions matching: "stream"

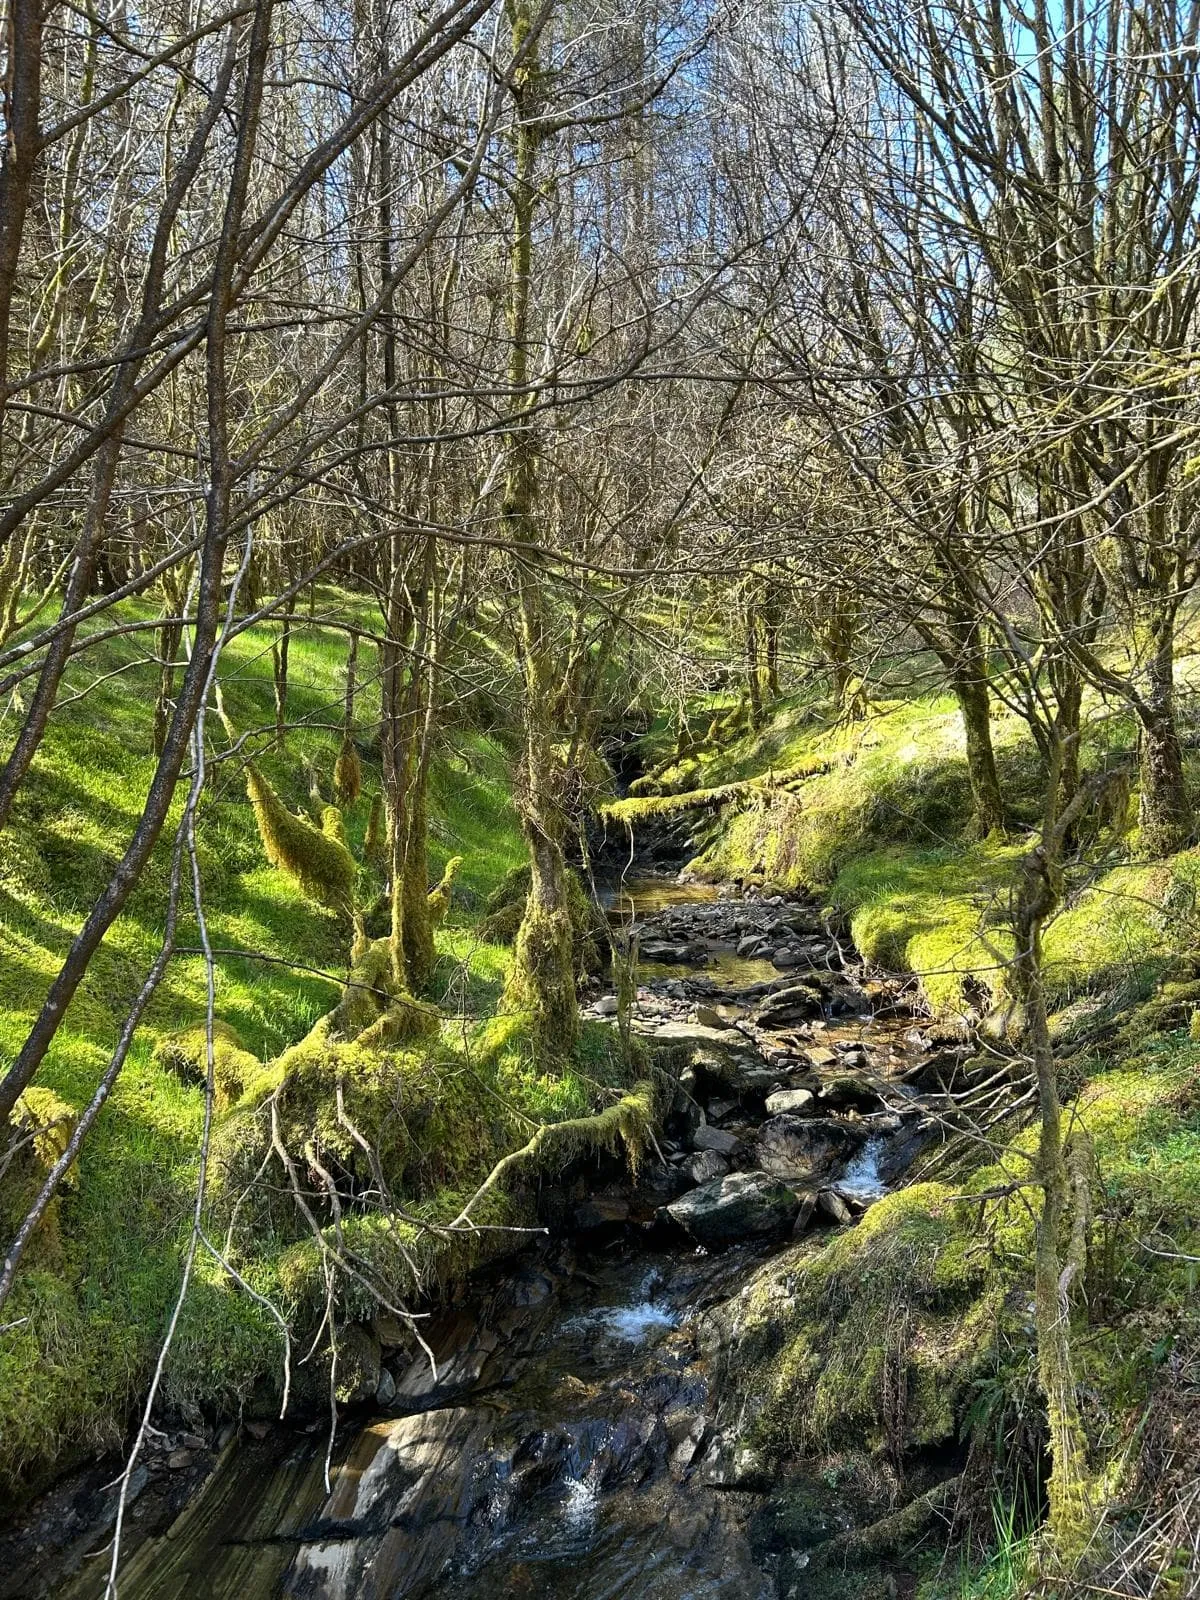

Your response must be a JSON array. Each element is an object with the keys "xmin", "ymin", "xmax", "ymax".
[{"xmin": 8, "ymin": 873, "xmax": 971, "ymax": 1600}]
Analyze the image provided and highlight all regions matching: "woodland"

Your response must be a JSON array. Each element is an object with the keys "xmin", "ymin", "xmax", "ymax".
[{"xmin": 1, "ymin": 0, "xmax": 1200, "ymax": 1596}]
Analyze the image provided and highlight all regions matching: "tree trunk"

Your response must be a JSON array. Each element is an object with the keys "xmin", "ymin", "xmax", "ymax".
[
  {"xmin": 506, "ymin": 750, "xmax": 578, "ymax": 1056},
  {"xmin": 745, "ymin": 605, "xmax": 763, "ymax": 728},
  {"xmin": 1011, "ymin": 843, "xmax": 1094, "ymax": 1553},
  {"xmin": 0, "ymin": 0, "xmax": 43, "ymax": 489},
  {"xmin": 497, "ymin": 0, "xmax": 577, "ymax": 1058},
  {"xmin": 272, "ymin": 592, "xmax": 294, "ymax": 746},
  {"xmin": 1136, "ymin": 624, "xmax": 1192, "ymax": 856},
  {"xmin": 950, "ymin": 662, "xmax": 1006, "ymax": 836},
  {"xmin": 401, "ymin": 745, "xmax": 434, "ymax": 993},
  {"xmin": 153, "ymin": 615, "xmax": 183, "ymax": 756}
]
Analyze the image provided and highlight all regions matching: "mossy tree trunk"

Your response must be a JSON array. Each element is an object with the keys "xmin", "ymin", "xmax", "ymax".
[
  {"xmin": 1008, "ymin": 757, "xmax": 1111, "ymax": 1555},
  {"xmin": 498, "ymin": 0, "xmax": 578, "ymax": 1058},
  {"xmin": 745, "ymin": 604, "xmax": 764, "ymax": 729},
  {"xmin": 400, "ymin": 703, "xmax": 436, "ymax": 992},
  {"xmin": 1135, "ymin": 606, "xmax": 1192, "ymax": 857},
  {"xmin": 951, "ymin": 661, "xmax": 1006, "ymax": 837}
]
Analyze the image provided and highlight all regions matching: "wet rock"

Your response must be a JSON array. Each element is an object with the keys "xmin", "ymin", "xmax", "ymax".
[
  {"xmin": 375, "ymin": 1367, "xmax": 397, "ymax": 1407},
  {"xmin": 640, "ymin": 939, "xmax": 698, "ymax": 963},
  {"xmin": 288, "ymin": 1407, "xmax": 491, "ymax": 1597},
  {"xmin": 692, "ymin": 1123, "xmax": 742, "ymax": 1156},
  {"xmin": 753, "ymin": 982, "xmax": 826, "ymax": 1028},
  {"xmin": 755, "ymin": 1115, "xmax": 865, "ymax": 1183},
  {"xmin": 695, "ymin": 1004, "xmax": 734, "ymax": 1029},
  {"xmin": 335, "ymin": 1323, "xmax": 382, "ymax": 1406},
  {"xmin": 817, "ymin": 1073, "xmax": 884, "ymax": 1112},
  {"xmin": 817, "ymin": 1189, "xmax": 853, "ymax": 1226},
  {"xmin": 508, "ymin": 1267, "xmax": 555, "ymax": 1307},
  {"xmin": 737, "ymin": 934, "xmax": 770, "ymax": 957},
  {"xmin": 706, "ymin": 1096, "xmax": 738, "ymax": 1121},
  {"xmin": 684, "ymin": 1149, "xmax": 730, "ymax": 1184},
  {"xmin": 693, "ymin": 1050, "xmax": 781, "ymax": 1097},
  {"xmin": 666, "ymin": 1171, "xmax": 800, "ymax": 1248},
  {"xmin": 574, "ymin": 1195, "xmax": 631, "ymax": 1230},
  {"xmin": 755, "ymin": 985, "xmax": 832, "ymax": 1024},
  {"xmin": 873, "ymin": 1115, "xmax": 938, "ymax": 1183},
  {"xmin": 646, "ymin": 1020, "xmax": 757, "ymax": 1054},
  {"xmin": 372, "ymin": 1311, "xmax": 412, "ymax": 1349},
  {"xmin": 826, "ymin": 979, "xmax": 872, "ymax": 1016},
  {"xmin": 769, "ymin": 946, "xmax": 806, "ymax": 969},
  {"xmin": 667, "ymin": 1090, "xmax": 702, "ymax": 1146},
  {"xmin": 764, "ymin": 1087, "xmax": 814, "ymax": 1116}
]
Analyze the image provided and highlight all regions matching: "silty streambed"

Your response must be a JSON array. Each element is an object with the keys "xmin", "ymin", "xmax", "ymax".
[{"xmin": 20, "ymin": 876, "xmax": 969, "ymax": 1600}]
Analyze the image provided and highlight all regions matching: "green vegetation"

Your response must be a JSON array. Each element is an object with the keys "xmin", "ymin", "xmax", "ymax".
[
  {"xmin": 0, "ymin": 597, "xmax": 641, "ymax": 1502},
  {"xmin": 5, "ymin": 600, "xmax": 1200, "ymax": 1593}
]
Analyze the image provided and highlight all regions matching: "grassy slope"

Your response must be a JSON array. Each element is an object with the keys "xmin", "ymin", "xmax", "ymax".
[
  {"xmin": 626, "ymin": 676, "xmax": 1200, "ymax": 1594},
  {"xmin": 0, "ymin": 592, "xmax": 536, "ymax": 1496},
  {"xmin": 626, "ymin": 678, "xmax": 1200, "ymax": 1024}
]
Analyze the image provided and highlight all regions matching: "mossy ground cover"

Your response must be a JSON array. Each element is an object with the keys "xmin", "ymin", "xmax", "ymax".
[
  {"xmin": 0, "ymin": 590, "xmax": 628, "ymax": 1501},
  {"xmin": 622, "ymin": 679, "xmax": 1200, "ymax": 1025},
  {"xmin": 634, "ymin": 673, "xmax": 1200, "ymax": 1587},
  {"xmin": 735, "ymin": 1026, "xmax": 1200, "ymax": 1595}
]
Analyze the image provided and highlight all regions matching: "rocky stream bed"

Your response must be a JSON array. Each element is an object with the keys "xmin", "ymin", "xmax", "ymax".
[{"xmin": 4, "ymin": 874, "xmax": 978, "ymax": 1600}]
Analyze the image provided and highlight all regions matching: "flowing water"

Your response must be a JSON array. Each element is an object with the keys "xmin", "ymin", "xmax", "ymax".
[{"xmin": 19, "ymin": 872, "xmax": 952, "ymax": 1600}]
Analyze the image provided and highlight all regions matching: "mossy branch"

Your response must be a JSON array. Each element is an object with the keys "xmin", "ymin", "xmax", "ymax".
[
  {"xmin": 599, "ymin": 757, "xmax": 829, "ymax": 824},
  {"xmin": 450, "ymin": 1080, "xmax": 656, "ymax": 1227},
  {"xmin": 246, "ymin": 764, "xmax": 356, "ymax": 918},
  {"xmin": 805, "ymin": 1474, "xmax": 963, "ymax": 1569}
]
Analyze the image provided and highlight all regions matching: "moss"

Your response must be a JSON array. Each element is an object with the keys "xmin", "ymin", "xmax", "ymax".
[
  {"xmin": 733, "ymin": 1184, "xmax": 999, "ymax": 1469},
  {"xmin": 320, "ymin": 803, "xmax": 348, "ymax": 849},
  {"xmin": 427, "ymin": 854, "xmax": 463, "ymax": 928},
  {"xmin": 503, "ymin": 897, "xmax": 579, "ymax": 1056},
  {"xmin": 479, "ymin": 861, "xmax": 607, "ymax": 979},
  {"xmin": 0, "ymin": 591, "xmax": 528, "ymax": 1500},
  {"xmin": 154, "ymin": 1019, "xmax": 261, "ymax": 1109},
  {"xmin": 0, "ymin": 1088, "xmax": 77, "ymax": 1274},
  {"xmin": 364, "ymin": 790, "xmax": 386, "ymax": 866},
  {"xmin": 599, "ymin": 755, "xmax": 829, "ymax": 826},
  {"xmin": 832, "ymin": 843, "xmax": 1019, "ymax": 1018},
  {"xmin": 333, "ymin": 736, "xmax": 361, "ymax": 805},
  {"xmin": 246, "ymin": 764, "xmax": 356, "ymax": 918}
]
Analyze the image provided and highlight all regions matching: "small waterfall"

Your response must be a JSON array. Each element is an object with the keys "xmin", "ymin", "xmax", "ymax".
[{"xmin": 838, "ymin": 1136, "xmax": 889, "ymax": 1200}]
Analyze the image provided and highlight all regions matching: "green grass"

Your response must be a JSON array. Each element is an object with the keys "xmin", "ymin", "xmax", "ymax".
[{"xmin": 0, "ymin": 589, "xmax": 534, "ymax": 1500}]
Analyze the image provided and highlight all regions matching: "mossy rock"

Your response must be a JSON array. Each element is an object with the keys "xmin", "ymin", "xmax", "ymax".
[
  {"xmin": 154, "ymin": 1020, "xmax": 261, "ymax": 1109},
  {"xmin": 730, "ymin": 1184, "xmax": 997, "ymax": 1466}
]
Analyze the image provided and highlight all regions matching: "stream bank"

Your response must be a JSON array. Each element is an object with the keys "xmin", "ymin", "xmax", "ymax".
[{"xmin": 5, "ymin": 871, "xmax": 985, "ymax": 1600}]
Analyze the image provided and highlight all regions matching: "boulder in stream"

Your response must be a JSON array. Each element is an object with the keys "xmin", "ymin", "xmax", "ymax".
[
  {"xmin": 753, "ymin": 982, "xmax": 826, "ymax": 1028},
  {"xmin": 692, "ymin": 1122, "xmax": 742, "ymax": 1156},
  {"xmin": 666, "ymin": 1170, "xmax": 799, "ymax": 1247},
  {"xmin": 817, "ymin": 1072, "xmax": 885, "ymax": 1112},
  {"xmin": 684, "ymin": 1148, "xmax": 730, "ymax": 1184},
  {"xmin": 755, "ymin": 1114, "xmax": 866, "ymax": 1184},
  {"xmin": 764, "ymin": 1087, "xmax": 814, "ymax": 1116}
]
